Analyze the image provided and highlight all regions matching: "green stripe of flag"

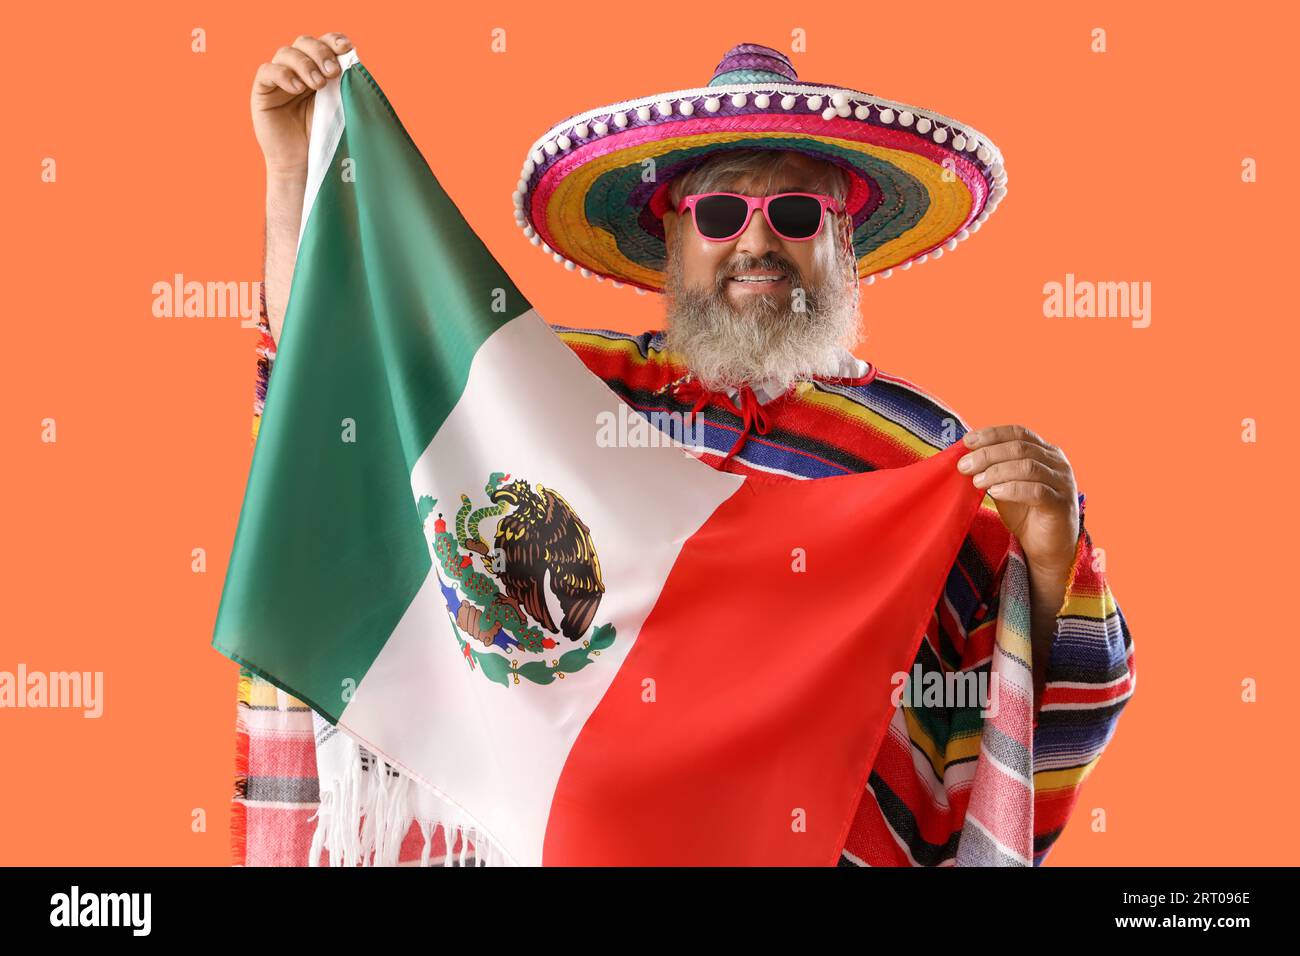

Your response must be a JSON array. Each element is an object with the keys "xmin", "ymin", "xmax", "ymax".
[{"xmin": 213, "ymin": 62, "xmax": 532, "ymax": 721}]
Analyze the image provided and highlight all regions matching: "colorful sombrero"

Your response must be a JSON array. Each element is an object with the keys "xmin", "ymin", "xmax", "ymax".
[{"xmin": 513, "ymin": 42, "xmax": 1008, "ymax": 295}]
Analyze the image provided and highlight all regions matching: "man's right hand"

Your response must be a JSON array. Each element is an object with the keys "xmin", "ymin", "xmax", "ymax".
[
  {"xmin": 253, "ymin": 32, "xmax": 353, "ymax": 346},
  {"xmin": 251, "ymin": 32, "xmax": 353, "ymax": 176}
]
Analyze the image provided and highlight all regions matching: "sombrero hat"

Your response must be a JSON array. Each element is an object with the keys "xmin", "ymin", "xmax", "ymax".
[{"xmin": 513, "ymin": 42, "xmax": 1007, "ymax": 295}]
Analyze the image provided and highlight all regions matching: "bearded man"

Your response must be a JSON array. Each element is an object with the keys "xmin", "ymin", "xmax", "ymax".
[{"xmin": 236, "ymin": 36, "xmax": 1135, "ymax": 867}]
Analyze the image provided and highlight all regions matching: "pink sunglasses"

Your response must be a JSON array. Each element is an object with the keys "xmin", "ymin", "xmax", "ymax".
[{"xmin": 677, "ymin": 191, "xmax": 845, "ymax": 242}]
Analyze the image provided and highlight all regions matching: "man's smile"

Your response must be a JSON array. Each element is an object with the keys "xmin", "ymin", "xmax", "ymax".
[{"xmin": 726, "ymin": 269, "xmax": 791, "ymax": 295}]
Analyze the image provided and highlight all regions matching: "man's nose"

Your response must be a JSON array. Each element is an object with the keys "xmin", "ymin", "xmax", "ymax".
[{"xmin": 733, "ymin": 206, "xmax": 783, "ymax": 260}]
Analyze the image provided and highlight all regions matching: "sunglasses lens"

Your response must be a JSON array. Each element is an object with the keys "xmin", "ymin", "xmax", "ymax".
[
  {"xmin": 693, "ymin": 195, "xmax": 750, "ymax": 239},
  {"xmin": 767, "ymin": 195, "xmax": 824, "ymax": 239}
]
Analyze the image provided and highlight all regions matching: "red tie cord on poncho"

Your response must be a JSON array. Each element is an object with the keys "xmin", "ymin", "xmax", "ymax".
[{"xmin": 673, "ymin": 378, "xmax": 774, "ymax": 465}]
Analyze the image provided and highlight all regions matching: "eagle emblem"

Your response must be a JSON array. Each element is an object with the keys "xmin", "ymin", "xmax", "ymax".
[{"xmin": 419, "ymin": 472, "xmax": 615, "ymax": 687}]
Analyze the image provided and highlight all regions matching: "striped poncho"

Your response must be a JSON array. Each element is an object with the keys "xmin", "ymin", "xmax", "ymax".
[{"xmin": 236, "ymin": 285, "xmax": 1136, "ymax": 866}]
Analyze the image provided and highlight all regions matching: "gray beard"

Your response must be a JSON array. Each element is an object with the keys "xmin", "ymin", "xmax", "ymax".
[{"xmin": 663, "ymin": 249, "xmax": 863, "ymax": 394}]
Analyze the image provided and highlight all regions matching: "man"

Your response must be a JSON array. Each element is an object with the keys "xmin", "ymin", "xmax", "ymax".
[{"xmin": 237, "ymin": 35, "xmax": 1135, "ymax": 866}]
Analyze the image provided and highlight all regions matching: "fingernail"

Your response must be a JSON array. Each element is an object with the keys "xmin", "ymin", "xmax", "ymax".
[
  {"xmin": 957, "ymin": 456, "xmax": 974, "ymax": 472},
  {"xmin": 310, "ymin": 70, "xmax": 324, "ymax": 85},
  {"xmin": 290, "ymin": 78, "xmax": 304, "ymax": 92},
  {"xmin": 963, "ymin": 432, "xmax": 977, "ymax": 446},
  {"xmin": 323, "ymin": 59, "xmax": 337, "ymax": 74}
]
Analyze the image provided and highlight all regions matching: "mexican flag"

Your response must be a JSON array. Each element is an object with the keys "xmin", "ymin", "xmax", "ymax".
[{"xmin": 212, "ymin": 50, "xmax": 986, "ymax": 866}]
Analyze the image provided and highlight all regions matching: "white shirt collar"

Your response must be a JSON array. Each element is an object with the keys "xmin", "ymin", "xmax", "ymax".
[{"xmin": 718, "ymin": 349, "xmax": 871, "ymax": 405}]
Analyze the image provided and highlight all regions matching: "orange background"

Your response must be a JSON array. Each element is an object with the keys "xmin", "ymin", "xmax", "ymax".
[{"xmin": 4, "ymin": 1, "xmax": 1296, "ymax": 865}]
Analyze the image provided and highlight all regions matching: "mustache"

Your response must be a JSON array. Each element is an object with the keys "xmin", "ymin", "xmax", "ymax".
[{"xmin": 718, "ymin": 255, "xmax": 800, "ymax": 286}]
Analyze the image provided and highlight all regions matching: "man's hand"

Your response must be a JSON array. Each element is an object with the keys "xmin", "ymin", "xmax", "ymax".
[
  {"xmin": 956, "ymin": 424, "xmax": 1081, "ymax": 576},
  {"xmin": 251, "ymin": 32, "xmax": 353, "ymax": 175},
  {"xmin": 957, "ymin": 424, "xmax": 1083, "ymax": 712},
  {"xmin": 252, "ymin": 32, "xmax": 353, "ymax": 345}
]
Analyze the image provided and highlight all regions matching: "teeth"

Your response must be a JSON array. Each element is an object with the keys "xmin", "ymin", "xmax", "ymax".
[{"xmin": 731, "ymin": 275, "xmax": 783, "ymax": 282}]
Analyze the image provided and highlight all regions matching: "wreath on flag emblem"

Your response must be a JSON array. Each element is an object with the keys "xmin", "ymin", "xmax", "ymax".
[{"xmin": 418, "ymin": 472, "xmax": 615, "ymax": 687}]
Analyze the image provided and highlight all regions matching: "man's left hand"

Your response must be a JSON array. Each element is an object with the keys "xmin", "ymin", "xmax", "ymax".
[{"xmin": 956, "ymin": 424, "xmax": 1081, "ymax": 577}]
